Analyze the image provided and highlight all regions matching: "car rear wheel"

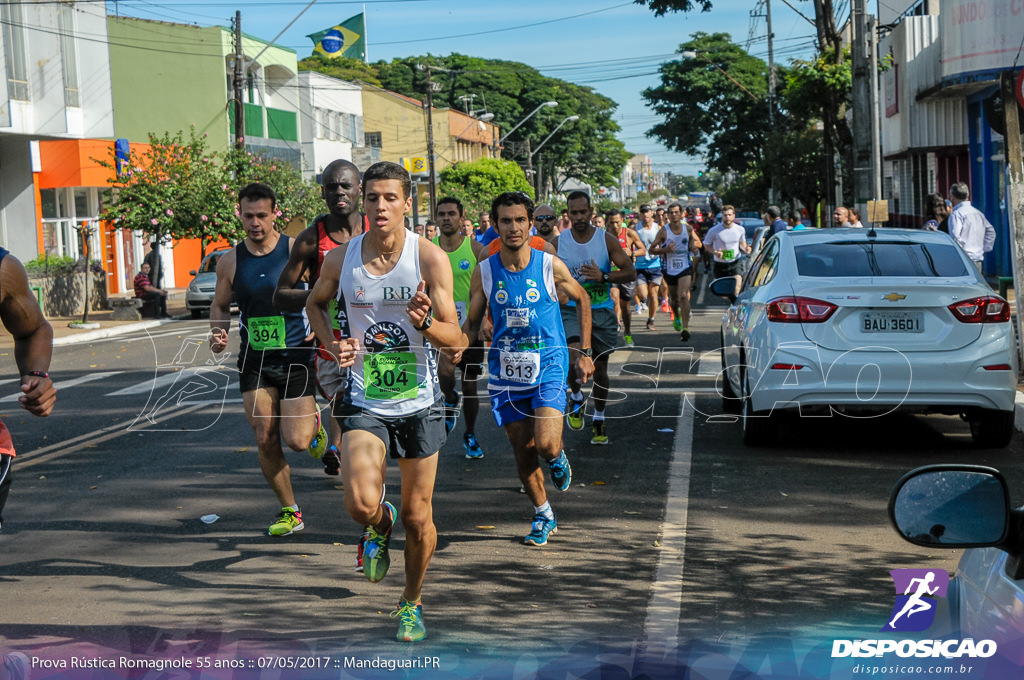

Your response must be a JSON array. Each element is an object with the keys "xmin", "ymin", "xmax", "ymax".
[
  {"xmin": 741, "ymin": 374, "xmax": 777, "ymax": 446},
  {"xmin": 191, "ymin": 309, "xmax": 203, "ymax": 319},
  {"xmin": 721, "ymin": 335, "xmax": 740, "ymax": 414},
  {"xmin": 968, "ymin": 409, "xmax": 1014, "ymax": 448}
]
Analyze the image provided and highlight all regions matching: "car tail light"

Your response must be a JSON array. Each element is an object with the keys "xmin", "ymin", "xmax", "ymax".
[
  {"xmin": 983, "ymin": 364, "xmax": 1012, "ymax": 371},
  {"xmin": 948, "ymin": 296, "xmax": 1010, "ymax": 323},
  {"xmin": 765, "ymin": 297, "xmax": 837, "ymax": 323},
  {"xmin": 770, "ymin": 363, "xmax": 805, "ymax": 370}
]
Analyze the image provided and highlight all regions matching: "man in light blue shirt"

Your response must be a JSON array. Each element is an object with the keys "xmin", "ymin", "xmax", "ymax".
[{"xmin": 948, "ymin": 182, "xmax": 995, "ymax": 273}]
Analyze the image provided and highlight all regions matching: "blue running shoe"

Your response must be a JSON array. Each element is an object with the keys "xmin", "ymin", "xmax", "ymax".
[
  {"xmin": 391, "ymin": 600, "xmax": 427, "ymax": 642},
  {"xmin": 524, "ymin": 514, "xmax": 558, "ymax": 546},
  {"xmin": 549, "ymin": 451, "xmax": 572, "ymax": 491},
  {"xmin": 464, "ymin": 432, "xmax": 483, "ymax": 459},
  {"xmin": 363, "ymin": 501, "xmax": 396, "ymax": 583},
  {"xmin": 443, "ymin": 396, "xmax": 460, "ymax": 434}
]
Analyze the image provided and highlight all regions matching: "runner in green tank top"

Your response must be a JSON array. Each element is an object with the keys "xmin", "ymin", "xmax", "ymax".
[{"xmin": 433, "ymin": 197, "xmax": 489, "ymax": 459}]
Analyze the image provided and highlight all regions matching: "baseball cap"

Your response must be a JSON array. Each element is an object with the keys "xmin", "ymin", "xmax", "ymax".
[{"xmin": 639, "ymin": 204, "xmax": 652, "ymax": 212}]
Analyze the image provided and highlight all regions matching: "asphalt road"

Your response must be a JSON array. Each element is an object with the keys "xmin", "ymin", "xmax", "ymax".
[{"xmin": 2, "ymin": 289, "xmax": 1023, "ymax": 678}]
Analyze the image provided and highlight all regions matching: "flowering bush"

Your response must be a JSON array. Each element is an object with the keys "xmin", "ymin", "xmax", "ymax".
[{"xmin": 96, "ymin": 129, "xmax": 322, "ymax": 257}]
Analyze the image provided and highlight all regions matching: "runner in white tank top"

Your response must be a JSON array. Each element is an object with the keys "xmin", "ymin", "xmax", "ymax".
[
  {"xmin": 305, "ymin": 162, "xmax": 463, "ymax": 643},
  {"xmin": 648, "ymin": 203, "xmax": 702, "ymax": 343}
]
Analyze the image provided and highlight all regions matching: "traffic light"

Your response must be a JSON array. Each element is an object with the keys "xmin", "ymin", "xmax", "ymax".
[{"xmin": 698, "ymin": 170, "xmax": 703, "ymax": 177}]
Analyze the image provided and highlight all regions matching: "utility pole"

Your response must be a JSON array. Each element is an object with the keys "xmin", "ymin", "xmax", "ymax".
[
  {"xmin": 525, "ymin": 138, "xmax": 535, "ymax": 198},
  {"xmin": 851, "ymin": 0, "xmax": 873, "ymax": 221},
  {"xmin": 233, "ymin": 11, "xmax": 245, "ymax": 152},
  {"xmin": 869, "ymin": 15, "xmax": 883, "ymax": 203},
  {"xmin": 421, "ymin": 66, "xmax": 440, "ymax": 219},
  {"xmin": 765, "ymin": 0, "xmax": 777, "ymax": 203},
  {"xmin": 1000, "ymin": 69, "xmax": 1024, "ymax": 365}
]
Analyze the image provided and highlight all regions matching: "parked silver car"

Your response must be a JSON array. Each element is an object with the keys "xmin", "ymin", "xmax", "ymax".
[
  {"xmin": 185, "ymin": 249, "xmax": 230, "ymax": 318},
  {"xmin": 890, "ymin": 464, "xmax": 1024, "ymax": 655}
]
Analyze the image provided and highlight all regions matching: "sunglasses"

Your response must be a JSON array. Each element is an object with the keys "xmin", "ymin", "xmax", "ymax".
[{"xmin": 535, "ymin": 215, "xmax": 556, "ymax": 222}]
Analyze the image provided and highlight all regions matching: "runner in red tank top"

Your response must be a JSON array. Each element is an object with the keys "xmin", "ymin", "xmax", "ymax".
[{"xmin": 273, "ymin": 159, "xmax": 363, "ymax": 476}]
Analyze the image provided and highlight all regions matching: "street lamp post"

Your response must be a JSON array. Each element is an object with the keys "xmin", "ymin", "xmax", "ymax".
[
  {"xmin": 528, "ymin": 115, "xmax": 579, "ymax": 199},
  {"xmin": 496, "ymin": 100, "xmax": 558, "ymax": 153}
]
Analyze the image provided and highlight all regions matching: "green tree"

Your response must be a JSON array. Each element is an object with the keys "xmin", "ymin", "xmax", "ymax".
[
  {"xmin": 298, "ymin": 54, "xmax": 382, "ymax": 87},
  {"xmin": 373, "ymin": 55, "xmax": 630, "ymax": 192},
  {"xmin": 98, "ymin": 130, "xmax": 323, "ymax": 260},
  {"xmin": 438, "ymin": 158, "xmax": 533, "ymax": 219}
]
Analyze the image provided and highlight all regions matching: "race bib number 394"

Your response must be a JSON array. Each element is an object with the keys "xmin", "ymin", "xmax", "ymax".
[
  {"xmin": 247, "ymin": 316, "xmax": 286, "ymax": 350},
  {"xmin": 364, "ymin": 352, "xmax": 418, "ymax": 400}
]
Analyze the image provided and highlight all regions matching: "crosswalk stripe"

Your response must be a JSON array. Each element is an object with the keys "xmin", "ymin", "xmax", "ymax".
[
  {"xmin": 105, "ymin": 367, "xmax": 233, "ymax": 397},
  {"xmin": 0, "ymin": 371, "xmax": 124, "ymax": 403}
]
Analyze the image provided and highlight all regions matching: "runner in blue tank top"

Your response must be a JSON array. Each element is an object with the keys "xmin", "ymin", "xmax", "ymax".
[
  {"xmin": 209, "ymin": 183, "xmax": 329, "ymax": 539},
  {"xmin": 460, "ymin": 192, "xmax": 595, "ymax": 548}
]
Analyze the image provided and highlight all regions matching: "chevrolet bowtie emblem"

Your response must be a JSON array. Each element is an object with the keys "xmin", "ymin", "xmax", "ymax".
[{"xmin": 882, "ymin": 293, "xmax": 907, "ymax": 302}]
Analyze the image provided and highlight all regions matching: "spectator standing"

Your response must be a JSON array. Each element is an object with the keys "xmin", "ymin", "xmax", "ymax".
[
  {"xmin": 767, "ymin": 205, "xmax": 787, "ymax": 234},
  {"xmin": 922, "ymin": 194, "xmax": 949, "ymax": 232},
  {"xmin": 948, "ymin": 182, "xmax": 996, "ymax": 274}
]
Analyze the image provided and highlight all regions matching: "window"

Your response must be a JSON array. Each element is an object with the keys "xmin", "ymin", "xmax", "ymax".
[
  {"xmin": 58, "ymin": 2, "xmax": 80, "ymax": 107},
  {"xmin": 1, "ymin": 2, "xmax": 30, "ymax": 101},
  {"xmin": 795, "ymin": 242, "xmax": 969, "ymax": 277},
  {"xmin": 365, "ymin": 131, "xmax": 382, "ymax": 148}
]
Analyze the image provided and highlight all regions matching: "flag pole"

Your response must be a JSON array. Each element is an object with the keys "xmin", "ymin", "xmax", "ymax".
[{"xmin": 363, "ymin": 5, "xmax": 368, "ymax": 62}]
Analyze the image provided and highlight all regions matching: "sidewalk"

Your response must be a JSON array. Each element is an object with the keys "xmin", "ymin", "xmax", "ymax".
[{"xmin": 0, "ymin": 288, "xmax": 194, "ymax": 349}]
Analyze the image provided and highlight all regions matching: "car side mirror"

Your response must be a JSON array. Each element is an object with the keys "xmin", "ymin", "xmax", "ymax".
[
  {"xmin": 189, "ymin": 270, "xmax": 198, "ymax": 276},
  {"xmin": 709, "ymin": 277, "xmax": 737, "ymax": 298},
  {"xmin": 889, "ymin": 465, "xmax": 1010, "ymax": 548}
]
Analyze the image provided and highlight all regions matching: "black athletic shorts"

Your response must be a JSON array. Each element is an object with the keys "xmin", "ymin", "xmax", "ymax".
[
  {"xmin": 713, "ymin": 260, "xmax": 745, "ymax": 278},
  {"xmin": 238, "ymin": 361, "xmax": 316, "ymax": 400},
  {"xmin": 333, "ymin": 399, "xmax": 446, "ymax": 459}
]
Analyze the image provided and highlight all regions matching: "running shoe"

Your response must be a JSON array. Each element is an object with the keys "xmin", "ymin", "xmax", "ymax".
[
  {"xmin": 307, "ymin": 410, "xmax": 328, "ymax": 460},
  {"xmin": 680, "ymin": 328, "xmax": 691, "ymax": 342},
  {"xmin": 673, "ymin": 317, "xmax": 682, "ymax": 332},
  {"xmin": 268, "ymin": 507, "xmax": 304, "ymax": 536},
  {"xmin": 391, "ymin": 600, "xmax": 427, "ymax": 642},
  {"xmin": 355, "ymin": 484, "xmax": 387, "ymax": 573},
  {"xmin": 660, "ymin": 300, "xmax": 671, "ymax": 314},
  {"xmin": 591, "ymin": 420, "xmax": 609, "ymax": 445},
  {"xmin": 322, "ymin": 445, "xmax": 341, "ymax": 476},
  {"xmin": 549, "ymin": 451, "xmax": 572, "ymax": 491},
  {"xmin": 464, "ymin": 432, "xmax": 483, "ymax": 459},
  {"xmin": 646, "ymin": 318, "xmax": 656, "ymax": 331},
  {"xmin": 524, "ymin": 514, "xmax": 558, "ymax": 546},
  {"xmin": 624, "ymin": 334, "xmax": 634, "ymax": 347},
  {"xmin": 566, "ymin": 398, "xmax": 585, "ymax": 431},
  {"xmin": 363, "ymin": 501, "xmax": 396, "ymax": 583},
  {"xmin": 443, "ymin": 395, "xmax": 461, "ymax": 434}
]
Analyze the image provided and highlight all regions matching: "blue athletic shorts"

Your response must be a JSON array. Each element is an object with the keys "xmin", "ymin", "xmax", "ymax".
[{"xmin": 490, "ymin": 381, "xmax": 567, "ymax": 427}]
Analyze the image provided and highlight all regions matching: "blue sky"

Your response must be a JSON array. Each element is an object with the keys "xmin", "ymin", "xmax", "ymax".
[{"xmin": 110, "ymin": 0, "xmax": 826, "ymax": 178}]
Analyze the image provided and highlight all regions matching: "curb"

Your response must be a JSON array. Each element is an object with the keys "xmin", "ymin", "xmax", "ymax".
[
  {"xmin": 53, "ymin": 316, "xmax": 187, "ymax": 346},
  {"xmin": 1016, "ymin": 392, "xmax": 1024, "ymax": 433}
]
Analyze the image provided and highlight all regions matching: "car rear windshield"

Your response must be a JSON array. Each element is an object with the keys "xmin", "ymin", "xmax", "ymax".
[
  {"xmin": 795, "ymin": 241, "xmax": 969, "ymax": 277},
  {"xmin": 200, "ymin": 254, "xmax": 223, "ymax": 273}
]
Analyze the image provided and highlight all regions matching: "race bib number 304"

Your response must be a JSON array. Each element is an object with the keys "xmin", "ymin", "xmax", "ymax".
[
  {"xmin": 247, "ymin": 316, "xmax": 286, "ymax": 350},
  {"xmin": 364, "ymin": 352, "xmax": 418, "ymax": 400},
  {"xmin": 499, "ymin": 350, "xmax": 540, "ymax": 384}
]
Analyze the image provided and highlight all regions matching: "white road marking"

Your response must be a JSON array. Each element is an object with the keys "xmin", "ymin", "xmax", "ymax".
[
  {"xmin": 0, "ymin": 371, "xmax": 125, "ymax": 403},
  {"xmin": 643, "ymin": 392, "xmax": 695, "ymax": 651}
]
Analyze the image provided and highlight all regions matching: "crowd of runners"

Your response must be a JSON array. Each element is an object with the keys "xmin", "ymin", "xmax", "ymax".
[{"xmin": 200, "ymin": 159, "xmax": 751, "ymax": 643}]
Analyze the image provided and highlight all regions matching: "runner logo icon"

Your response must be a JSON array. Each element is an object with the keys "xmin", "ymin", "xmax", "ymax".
[{"xmin": 882, "ymin": 568, "xmax": 949, "ymax": 632}]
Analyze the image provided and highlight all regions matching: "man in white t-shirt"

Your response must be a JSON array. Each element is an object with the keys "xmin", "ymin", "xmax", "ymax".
[{"xmin": 703, "ymin": 205, "xmax": 750, "ymax": 302}]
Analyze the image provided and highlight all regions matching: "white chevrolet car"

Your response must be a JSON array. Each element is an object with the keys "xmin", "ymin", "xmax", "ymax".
[{"xmin": 713, "ymin": 228, "xmax": 1017, "ymax": 447}]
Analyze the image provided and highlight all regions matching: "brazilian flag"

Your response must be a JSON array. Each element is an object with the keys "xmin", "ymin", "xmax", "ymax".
[{"xmin": 307, "ymin": 13, "xmax": 365, "ymax": 61}]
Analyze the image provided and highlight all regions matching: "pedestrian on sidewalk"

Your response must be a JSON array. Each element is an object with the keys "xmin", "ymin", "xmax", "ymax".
[{"xmin": 134, "ymin": 263, "xmax": 169, "ymax": 317}]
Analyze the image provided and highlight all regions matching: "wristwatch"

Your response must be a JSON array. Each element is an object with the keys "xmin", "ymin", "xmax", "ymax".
[
  {"xmin": 415, "ymin": 312, "xmax": 433, "ymax": 332},
  {"xmin": 582, "ymin": 347, "xmax": 593, "ymax": 358},
  {"xmin": 601, "ymin": 272, "xmax": 610, "ymax": 283}
]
